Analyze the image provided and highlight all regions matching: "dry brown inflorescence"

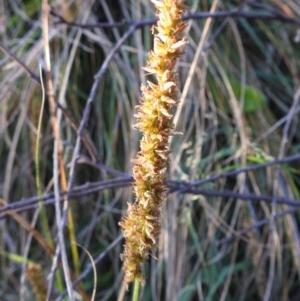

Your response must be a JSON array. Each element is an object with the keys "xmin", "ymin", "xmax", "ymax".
[
  {"xmin": 119, "ymin": 0, "xmax": 187, "ymax": 284},
  {"xmin": 27, "ymin": 262, "xmax": 48, "ymax": 301}
]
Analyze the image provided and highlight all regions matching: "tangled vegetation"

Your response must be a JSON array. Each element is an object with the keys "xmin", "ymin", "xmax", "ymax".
[{"xmin": 1, "ymin": 1, "xmax": 300, "ymax": 300}]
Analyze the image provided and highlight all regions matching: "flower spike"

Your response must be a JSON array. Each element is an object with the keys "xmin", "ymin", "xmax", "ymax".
[{"xmin": 119, "ymin": 0, "xmax": 187, "ymax": 285}]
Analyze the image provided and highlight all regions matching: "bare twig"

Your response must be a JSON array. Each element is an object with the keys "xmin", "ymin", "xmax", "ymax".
[
  {"xmin": 169, "ymin": 152, "xmax": 300, "ymax": 193},
  {"xmin": 1, "ymin": 5, "xmax": 299, "ymax": 88},
  {"xmin": 216, "ymin": 208, "xmax": 297, "ymax": 246},
  {"xmin": 175, "ymin": 188, "xmax": 300, "ymax": 207},
  {"xmin": 1, "ymin": 153, "xmax": 300, "ymax": 217},
  {"xmin": 0, "ymin": 177, "xmax": 132, "ymax": 216},
  {"xmin": 50, "ymin": 8, "xmax": 300, "ymax": 30},
  {"xmin": 1, "ymin": 177, "xmax": 300, "ymax": 220},
  {"xmin": 0, "ymin": 42, "xmax": 40, "ymax": 83},
  {"xmin": 65, "ymin": 25, "xmax": 137, "ymax": 221}
]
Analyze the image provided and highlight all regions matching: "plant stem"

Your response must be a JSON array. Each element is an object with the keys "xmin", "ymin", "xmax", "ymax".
[
  {"xmin": 36, "ymin": 65, "xmax": 53, "ymax": 248},
  {"xmin": 132, "ymin": 279, "xmax": 140, "ymax": 301}
]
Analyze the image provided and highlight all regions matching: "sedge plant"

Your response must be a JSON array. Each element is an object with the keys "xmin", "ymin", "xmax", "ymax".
[{"xmin": 119, "ymin": 0, "xmax": 188, "ymax": 289}]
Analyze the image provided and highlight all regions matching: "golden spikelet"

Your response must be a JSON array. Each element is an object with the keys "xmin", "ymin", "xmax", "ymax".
[
  {"xmin": 27, "ymin": 262, "xmax": 48, "ymax": 301},
  {"xmin": 119, "ymin": 0, "xmax": 187, "ymax": 284}
]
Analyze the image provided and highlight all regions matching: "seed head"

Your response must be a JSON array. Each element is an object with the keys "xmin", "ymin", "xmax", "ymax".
[{"xmin": 119, "ymin": 0, "xmax": 187, "ymax": 285}]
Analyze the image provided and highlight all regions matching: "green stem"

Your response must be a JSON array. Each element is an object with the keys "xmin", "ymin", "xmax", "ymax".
[{"xmin": 132, "ymin": 279, "xmax": 140, "ymax": 301}]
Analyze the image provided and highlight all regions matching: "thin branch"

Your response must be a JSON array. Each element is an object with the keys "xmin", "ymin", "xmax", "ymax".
[
  {"xmin": 0, "ymin": 177, "xmax": 132, "ymax": 215},
  {"xmin": 168, "ymin": 152, "xmax": 300, "ymax": 193},
  {"xmin": 0, "ymin": 153, "xmax": 300, "ymax": 217},
  {"xmin": 1, "ymin": 175, "xmax": 300, "ymax": 220},
  {"xmin": 75, "ymin": 154, "xmax": 128, "ymax": 177},
  {"xmin": 175, "ymin": 188, "xmax": 300, "ymax": 207},
  {"xmin": 64, "ymin": 25, "xmax": 137, "ymax": 222},
  {"xmin": 50, "ymin": 8, "xmax": 300, "ymax": 30},
  {"xmin": 245, "ymin": 0, "xmax": 295, "ymax": 20},
  {"xmin": 216, "ymin": 208, "xmax": 297, "ymax": 246},
  {"xmin": 1, "ymin": 5, "xmax": 299, "ymax": 87},
  {"xmin": 0, "ymin": 41, "xmax": 40, "ymax": 83}
]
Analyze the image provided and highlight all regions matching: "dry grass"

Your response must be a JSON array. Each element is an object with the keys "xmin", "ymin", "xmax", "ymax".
[{"xmin": 1, "ymin": 0, "xmax": 300, "ymax": 300}]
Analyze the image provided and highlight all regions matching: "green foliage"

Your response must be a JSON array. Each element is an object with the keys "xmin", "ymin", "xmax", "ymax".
[{"xmin": 230, "ymin": 78, "xmax": 266, "ymax": 113}]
